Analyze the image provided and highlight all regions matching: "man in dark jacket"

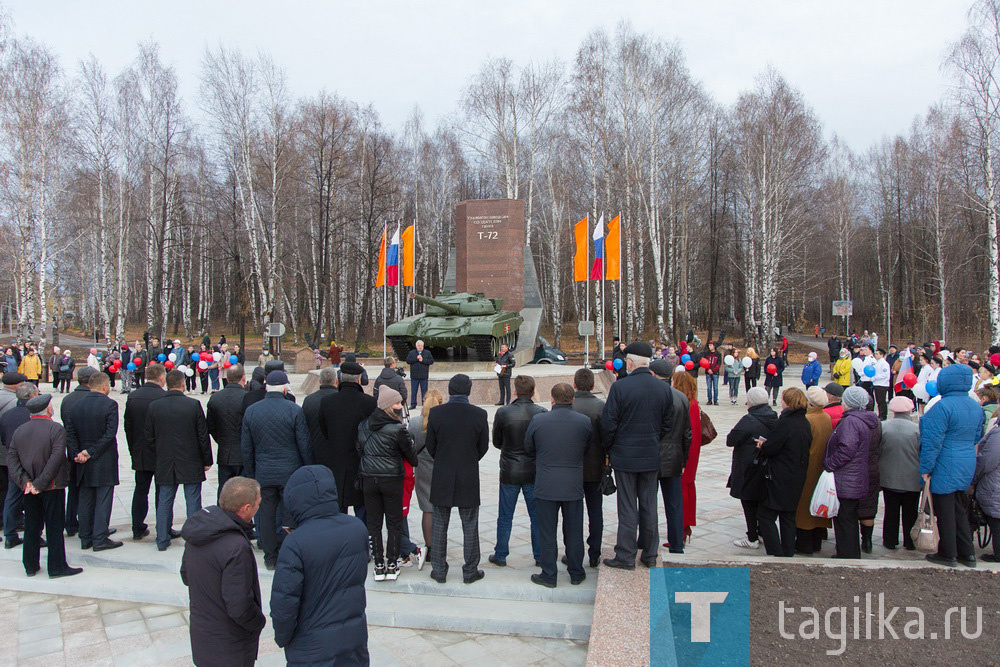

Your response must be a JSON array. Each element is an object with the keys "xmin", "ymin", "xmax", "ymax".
[
  {"xmin": 494, "ymin": 343, "xmax": 515, "ymax": 406},
  {"xmin": 318, "ymin": 361, "xmax": 375, "ymax": 520},
  {"xmin": 373, "ymin": 357, "xmax": 408, "ymax": 405},
  {"xmin": 0, "ymin": 372, "xmax": 27, "ymax": 542},
  {"xmin": 828, "ymin": 335, "xmax": 842, "ymax": 373},
  {"xmin": 1, "ymin": 382, "xmax": 36, "ymax": 548},
  {"xmin": 181, "ymin": 476, "xmax": 266, "ymax": 666},
  {"xmin": 271, "ymin": 465, "xmax": 369, "ymax": 665},
  {"xmin": 207, "ymin": 364, "xmax": 249, "ymax": 500},
  {"xmin": 243, "ymin": 362, "xmax": 296, "ymax": 411},
  {"xmin": 241, "ymin": 370, "xmax": 312, "ymax": 569},
  {"xmin": 124, "ymin": 363, "xmax": 167, "ymax": 540},
  {"xmin": 601, "ymin": 342, "xmax": 672, "ymax": 569},
  {"xmin": 427, "ymin": 374, "xmax": 489, "ymax": 583},
  {"xmin": 147, "ymin": 370, "xmax": 213, "ymax": 551},
  {"xmin": 651, "ymin": 360, "xmax": 692, "ymax": 555},
  {"xmin": 489, "ymin": 374, "xmax": 545, "ymax": 567},
  {"xmin": 64, "ymin": 372, "xmax": 122, "ymax": 551},
  {"xmin": 525, "ymin": 383, "xmax": 592, "ymax": 587},
  {"xmin": 571, "ymin": 368, "xmax": 605, "ymax": 568},
  {"xmin": 405, "ymin": 340, "xmax": 433, "ymax": 410},
  {"xmin": 302, "ymin": 367, "xmax": 337, "ymax": 458},
  {"xmin": 8, "ymin": 394, "xmax": 81, "ymax": 578},
  {"xmin": 60, "ymin": 366, "xmax": 97, "ymax": 536}
]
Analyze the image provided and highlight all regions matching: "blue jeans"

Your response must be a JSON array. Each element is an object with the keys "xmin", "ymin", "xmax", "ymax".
[
  {"xmin": 494, "ymin": 483, "xmax": 539, "ymax": 561},
  {"xmin": 156, "ymin": 483, "xmax": 202, "ymax": 548},
  {"xmin": 400, "ymin": 515, "xmax": 418, "ymax": 557},
  {"xmin": 209, "ymin": 369, "xmax": 220, "ymax": 391},
  {"xmin": 706, "ymin": 373, "xmax": 719, "ymax": 403}
]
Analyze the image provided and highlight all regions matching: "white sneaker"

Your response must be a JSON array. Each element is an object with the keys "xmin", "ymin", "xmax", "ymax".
[
  {"xmin": 373, "ymin": 564, "xmax": 386, "ymax": 581},
  {"xmin": 416, "ymin": 546, "xmax": 426, "ymax": 571},
  {"xmin": 385, "ymin": 563, "xmax": 399, "ymax": 581},
  {"xmin": 733, "ymin": 538, "xmax": 760, "ymax": 550},
  {"xmin": 398, "ymin": 556, "xmax": 413, "ymax": 568}
]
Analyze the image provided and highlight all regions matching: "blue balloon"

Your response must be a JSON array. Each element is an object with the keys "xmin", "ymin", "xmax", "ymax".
[
  {"xmin": 681, "ymin": 354, "xmax": 691, "ymax": 363},
  {"xmin": 613, "ymin": 358, "xmax": 623, "ymax": 370},
  {"xmin": 229, "ymin": 355, "xmax": 238, "ymax": 364},
  {"xmin": 927, "ymin": 381, "xmax": 939, "ymax": 397},
  {"xmin": 191, "ymin": 352, "xmax": 200, "ymax": 362},
  {"xmin": 863, "ymin": 365, "xmax": 876, "ymax": 378},
  {"xmin": 126, "ymin": 362, "xmax": 137, "ymax": 371},
  {"xmin": 157, "ymin": 353, "xmax": 166, "ymax": 362}
]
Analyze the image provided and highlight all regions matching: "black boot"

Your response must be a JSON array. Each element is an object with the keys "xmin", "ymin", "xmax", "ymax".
[{"xmin": 860, "ymin": 523, "xmax": 874, "ymax": 554}]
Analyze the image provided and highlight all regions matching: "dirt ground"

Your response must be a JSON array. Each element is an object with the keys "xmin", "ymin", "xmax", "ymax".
[{"xmin": 740, "ymin": 565, "xmax": 999, "ymax": 663}]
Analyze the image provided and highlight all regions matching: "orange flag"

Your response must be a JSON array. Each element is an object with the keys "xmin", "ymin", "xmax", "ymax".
[
  {"xmin": 375, "ymin": 226, "xmax": 387, "ymax": 287},
  {"xmin": 606, "ymin": 214, "xmax": 621, "ymax": 281},
  {"xmin": 401, "ymin": 224, "xmax": 415, "ymax": 287},
  {"xmin": 574, "ymin": 216, "xmax": 589, "ymax": 282}
]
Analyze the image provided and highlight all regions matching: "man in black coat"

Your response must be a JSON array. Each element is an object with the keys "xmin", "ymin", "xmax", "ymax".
[
  {"xmin": 651, "ymin": 360, "xmax": 692, "ymax": 555},
  {"xmin": 489, "ymin": 374, "xmax": 545, "ymax": 567},
  {"xmin": 571, "ymin": 368, "xmax": 606, "ymax": 568},
  {"xmin": 181, "ymin": 476, "xmax": 266, "ymax": 666},
  {"xmin": 494, "ymin": 343, "xmax": 515, "ymax": 406},
  {"xmin": 302, "ymin": 367, "xmax": 337, "ymax": 459},
  {"xmin": 147, "ymin": 370, "xmax": 213, "ymax": 551},
  {"xmin": 243, "ymin": 362, "xmax": 296, "ymax": 411},
  {"xmin": 207, "ymin": 364, "xmax": 249, "ymax": 501},
  {"xmin": 601, "ymin": 342, "xmax": 672, "ymax": 569},
  {"xmin": 405, "ymin": 340, "xmax": 434, "ymax": 410},
  {"xmin": 60, "ymin": 366, "xmax": 98, "ymax": 536},
  {"xmin": 0, "ymin": 382, "xmax": 36, "ymax": 548},
  {"xmin": 525, "ymin": 383, "xmax": 592, "ymax": 587},
  {"xmin": 8, "ymin": 394, "xmax": 81, "ymax": 578},
  {"xmin": 124, "ymin": 363, "xmax": 167, "ymax": 540},
  {"xmin": 426, "ymin": 374, "xmax": 489, "ymax": 584},
  {"xmin": 373, "ymin": 357, "xmax": 408, "ymax": 405},
  {"xmin": 318, "ymin": 362, "xmax": 375, "ymax": 520},
  {"xmin": 64, "ymin": 372, "xmax": 122, "ymax": 551}
]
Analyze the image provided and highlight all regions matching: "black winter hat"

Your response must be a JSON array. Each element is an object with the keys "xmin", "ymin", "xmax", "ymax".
[
  {"xmin": 448, "ymin": 373, "xmax": 472, "ymax": 396},
  {"xmin": 623, "ymin": 342, "xmax": 653, "ymax": 358},
  {"xmin": 340, "ymin": 361, "xmax": 364, "ymax": 375}
]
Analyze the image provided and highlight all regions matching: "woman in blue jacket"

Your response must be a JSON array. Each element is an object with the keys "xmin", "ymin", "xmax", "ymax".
[
  {"xmin": 800, "ymin": 352, "xmax": 823, "ymax": 388},
  {"xmin": 920, "ymin": 364, "xmax": 985, "ymax": 567}
]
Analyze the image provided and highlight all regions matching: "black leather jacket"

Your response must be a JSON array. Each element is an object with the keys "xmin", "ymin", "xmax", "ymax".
[
  {"xmin": 492, "ymin": 398, "xmax": 546, "ymax": 485},
  {"xmin": 356, "ymin": 409, "xmax": 417, "ymax": 478}
]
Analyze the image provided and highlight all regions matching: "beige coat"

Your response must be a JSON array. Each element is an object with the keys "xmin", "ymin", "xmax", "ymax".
[{"xmin": 796, "ymin": 406, "xmax": 834, "ymax": 530}]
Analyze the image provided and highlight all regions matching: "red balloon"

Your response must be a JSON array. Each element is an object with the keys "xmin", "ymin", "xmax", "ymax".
[
  {"xmin": 605, "ymin": 360, "xmax": 614, "ymax": 371},
  {"xmin": 222, "ymin": 361, "xmax": 232, "ymax": 369},
  {"xmin": 684, "ymin": 360, "xmax": 695, "ymax": 370},
  {"xmin": 164, "ymin": 360, "xmax": 175, "ymax": 369},
  {"xmin": 699, "ymin": 357, "xmax": 710, "ymax": 369},
  {"xmin": 767, "ymin": 363, "xmax": 778, "ymax": 375},
  {"xmin": 903, "ymin": 372, "xmax": 918, "ymax": 389},
  {"xmin": 134, "ymin": 357, "xmax": 143, "ymax": 366},
  {"xmin": 992, "ymin": 353, "xmax": 1000, "ymax": 368}
]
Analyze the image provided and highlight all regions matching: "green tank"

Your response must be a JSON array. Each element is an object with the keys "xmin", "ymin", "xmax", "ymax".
[{"xmin": 386, "ymin": 292, "xmax": 523, "ymax": 361}]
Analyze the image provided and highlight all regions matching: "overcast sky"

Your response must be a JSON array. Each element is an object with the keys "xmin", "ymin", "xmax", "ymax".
[{"xmin": 10, "ymin": 0, "xmax": 972, "ymax": 150}]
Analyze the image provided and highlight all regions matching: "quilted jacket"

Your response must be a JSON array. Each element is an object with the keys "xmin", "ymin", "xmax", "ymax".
[
  {"xmin": 240, "ymin": 392, "xmax": 312, "ymax": 487},
  {"xmin": 920, "ymin": 364, "xmax": 984, "ymax": 494}
]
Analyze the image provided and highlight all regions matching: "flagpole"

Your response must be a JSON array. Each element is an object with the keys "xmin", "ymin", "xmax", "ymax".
[
  {"xmin": 600, "ymin": 213, "xmax": 605, "ymax": 357},
  {"xmin": 584, "ymin": 215, "xmax": 590, "ymax": 368},
  {"xmin": 382, "ymin": 221, "xmax": 387, "ymax": 358},
  {"xmin": 617, "ymin": 212, "xmax": 623, "ymax": 342}
]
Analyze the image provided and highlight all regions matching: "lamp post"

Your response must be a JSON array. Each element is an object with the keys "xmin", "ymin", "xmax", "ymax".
[{"xmin": 879, "ymin": 288, "xmax": 891, "ymax": 348}]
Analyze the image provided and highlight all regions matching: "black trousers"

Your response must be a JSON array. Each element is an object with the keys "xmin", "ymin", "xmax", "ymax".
[
  {"xmin": 740, "ymin": 498, "xmax": 759, "ymax": 542},
  {"xmin": 24, "ymin": 489, "xmax": 68, "ymax": 576},
  {"xmin": 65, "ymin": 467, "xmax": 79, "ymax": 533},
  {"xmin": 258, "ymin": 485, "xmax": 285, "ymax": 565},
  {"xmin": 409, "ymin": 378, "xmax": 428, "ymax": 408},
  {"xmin": 186, "ymin": 373, "xmax": 197, "ymax": 392},
  {"xmin": 498, "ymin": 375, "xmax": 511, "ymax": 404},
  {"xmin": 363, "ymin": 476, "xmax": 404, "ymax": 565},
  {"xmin": 582, "ymin": 481, "xmax": 603, "ymax": 562},
  {"xmin": 134, "ymin": 371, "xmax": 144, "ymax": 387},
  {"xmin": 431, "ymin": 505, "xmax": 480, "ymax": 579},
  {"xmin": 613, "ymin": 470, "xmax": 659, "ymax": 564},
  {"xmin": 833, "ymin": 497, "xmax": 861, "ymax": 558},
  {"xmin": 757, "ymin": 505, "xmax": 795, "ymax": 556},
  {"xmin": 744, "ymin": 375, "xmax": 757, "ymax": 392},
  {"xmin": 0, "ymin": 465, "xmax": 7, "ymax": 530},
  {"xmin": 199, "ymin": 372, "xmax": 209, "ymax": 393},
  {"xmin": 58, "ymin": 376, "xmax": 71, "ymax": 392},
  {"xmin": 536, "ymin": 498, "xmax": 585, "ymax": 585},
  {"xmin": 795, "ymin": 527, "xmax": 825, "ymax": 554},
  {"xmin": 131, "ymin": 470, "xmax": 156, "ymax": 535},
  {"xmin": 217, "ymin": 465, "xmax": 244, "ymax": 503},
  {"xmin": 933, "ymin": 491, "xmax": 974, "ymax": 560},
  {"xmin": 882, "ymin": 488, "xmax": 918, "ymax": 549},
  {"xmin": 987, "ymin": 514, "xmax": 1000, "ymax": 558},
  {"xmin": 659, "ymin": 476, "xmax": 684, "ymax": 553},
  {"xmin": 78, "ymin": 485, "xmax": 113, "ymax": 545},
  {"xmin": 874, "ymin": 386, "xmax": 889, "ymax": 420}
]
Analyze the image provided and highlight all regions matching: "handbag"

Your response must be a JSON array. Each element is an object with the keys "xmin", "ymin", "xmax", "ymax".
[
  {"xmin": 741, "ymin": 451, "xmax": 769, "ymax": 502},
  {"xmin": 599, "ymin": 463, "xmax": 617, "ymax": 496},
  {"xmin": 910, "ymin": 486, "xmax": 940, "ymax": 553},
  {"xmin": 700, "ymin": 409, "xmax": 718, "ymax": 444}
]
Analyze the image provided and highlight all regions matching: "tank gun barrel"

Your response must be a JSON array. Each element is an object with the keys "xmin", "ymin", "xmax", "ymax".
[{"xmin": 409, "ymin": 292, "xmax": 461, "ymax": 314}]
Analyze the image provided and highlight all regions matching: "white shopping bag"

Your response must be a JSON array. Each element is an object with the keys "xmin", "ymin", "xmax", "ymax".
[{"xmin": 810, "ymin": 470, "xmax": 840, "ymax": 518}]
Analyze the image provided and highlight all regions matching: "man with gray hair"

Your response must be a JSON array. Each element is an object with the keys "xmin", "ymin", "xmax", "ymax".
[
  {"xmin": 601, "ymin": 342, "xmax": 673, "ymax": 569},
  {"xmin": 0, "ymin": 381, "xmax": 38, "ymax": 548},
  {"xmin": 405, "ymin": 340, "xmax": 434, "ymax": 410},
  {"xmin": 319, "ymin": 362, "xmax": 375, "ymax": 520},
  {"xmin": 302, "ymin": 366, "xmax": 337, "ymax": 469}
]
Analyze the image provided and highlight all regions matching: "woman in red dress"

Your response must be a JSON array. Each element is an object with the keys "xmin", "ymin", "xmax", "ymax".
[{"xmin": 672, "ymin": 371, "xmax": 702, "ymax": 542}]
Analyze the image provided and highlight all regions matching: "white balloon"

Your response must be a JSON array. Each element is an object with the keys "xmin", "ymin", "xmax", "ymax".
[
  {"xmin": 674, "ymin": 365, "xmax": 686, "ymax": 375},
  {"xmin": 724, "ymin": 355, "xmax": 735, "ymax": 366},
  {"xmin": 185, "ymin": 368, "xmax": 195, "ymax": 377},
  {"xmin": 198, "ymin": 361, "xmax": 208, "ymax": 370},
  {"xmin": 213, "ymin": 352, "xmax": 222, "ymax": 362},
  {"xmin": 168, "ymin": 352, "xmax": 177, "ymax": 362},
  {"xmin": 176, "ymin": 365, "xmax": 187, "ymax": 373},
  {"xmin": 742, "ymin": 356, "xmax": 753, "ymax": 369}
]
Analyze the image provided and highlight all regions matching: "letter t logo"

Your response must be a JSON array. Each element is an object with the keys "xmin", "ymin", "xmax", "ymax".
[{"xmin": 674, "ymin": 592, "xmax": 729, "ymax": 642}]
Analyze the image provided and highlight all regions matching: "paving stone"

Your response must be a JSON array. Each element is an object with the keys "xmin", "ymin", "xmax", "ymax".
[
  {"xmin": 17, "ymin": 635, "xmax": 63, "ymax": 660},
  {"xmin": 102, "ymin": 608, "xmax": 143, "ymax": 626},
  {"xmin": 144, "ymin": 611, "xmax": 186, "ymax": 632},
  {"xmin": 63, "ymin": 628, "xmax": 108, "ymax": 650},
  {"xmin": 104, "ymin": 619, "xmax": 148, "ymax": 640}
]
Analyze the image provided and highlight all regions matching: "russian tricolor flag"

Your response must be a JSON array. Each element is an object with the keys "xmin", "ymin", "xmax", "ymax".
[
  {"xmin": 387, "ymin": 226, "xmax": 400, "ymax": 286},
  {"xmin": 589, "ymin": 215, "xmax": 604, "ymax": 280}
]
